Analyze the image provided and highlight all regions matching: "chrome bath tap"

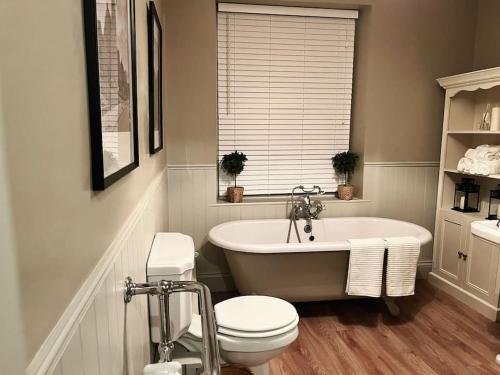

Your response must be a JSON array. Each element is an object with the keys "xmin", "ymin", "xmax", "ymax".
[
  {"xmin": 291, "ymin": 185, "xmax": 325, "ymax": 220},
  {"xmin": 287, "ymin": 185, "xmax": 325, "ymax": 243}
]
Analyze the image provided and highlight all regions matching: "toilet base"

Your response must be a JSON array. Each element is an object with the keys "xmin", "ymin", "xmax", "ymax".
[
  {"xmin": 248, "ymin": 363, "xmax": 269, "ymax": 375},
  {"xmin": 143, "ymin": 362, "xmax": 182, "ymax": 375}
]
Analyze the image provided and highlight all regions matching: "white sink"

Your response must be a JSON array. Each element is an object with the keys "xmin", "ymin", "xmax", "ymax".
[{"xmin": 471, "ymin": 220, "xmax": 500, "ymax": 244}]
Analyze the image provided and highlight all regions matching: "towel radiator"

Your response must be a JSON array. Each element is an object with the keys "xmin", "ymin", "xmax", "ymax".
[{"xmin": 124, "ymin": 277, "xmax": 221, "ymax": 375}]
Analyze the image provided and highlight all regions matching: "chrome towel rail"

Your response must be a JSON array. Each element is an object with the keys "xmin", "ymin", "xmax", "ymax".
[{"xmin": 124, "ymin": 277, "xmax": 221, "ymax": 375}]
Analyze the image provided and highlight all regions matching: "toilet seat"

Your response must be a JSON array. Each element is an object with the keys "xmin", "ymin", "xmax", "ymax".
[
  {"xmin": 183, "ymin": 315, "xmax": 299, "ymax": 353},
  {"xmin": 218, "ymin": 315, "xmax": 299, "ymax": 338},
  {"xmin": 181, "ymin": 295, "xmax": 299, "ymax": 353},
  {"xmin": 214, "ymin": 296, "xmax": 298, "ymax": 333}
]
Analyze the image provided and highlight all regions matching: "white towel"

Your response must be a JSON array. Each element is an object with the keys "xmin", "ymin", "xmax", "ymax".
[
  {"xmin": 466, "ymin": 145, "xmax": 500, "ymax": 161},
  {"xmin": 464, "ymin": 148, "xmax": 477, "ymax": 159},
  {"xmin": 457, "ymin": 157, "xmax": 473, "ymax": 172},
  {"xmin": 385, "ymin": 237, "xmax": 421, "ymax": 297},
  {"xmin": 476, "ymin": 160, "xmax": 500, "ymax": 175},
  {"xmin": 346, "ymin": 238, "xmax": 386, "ymax": 297},
  {"xmin": 466, "ymin": 146, "xmax": 500, "ymax": 161},
  {"xmin": 477, "ymin": 144, "xmax": 500, "ymax": 153}
]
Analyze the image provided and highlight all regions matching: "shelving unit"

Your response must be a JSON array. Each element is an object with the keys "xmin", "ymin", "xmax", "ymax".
[{"xmin": 429, "ymin": 67, "xmax": 500, "ymax": 321}]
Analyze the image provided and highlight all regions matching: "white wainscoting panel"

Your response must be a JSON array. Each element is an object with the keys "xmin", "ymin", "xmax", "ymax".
[
  {"xmin": 167, "ymin": 163, "xmax": 439, "ymax": 291},
  {"xmin": 27, "ymin": 169, "xmax": 168, "ymax": 375}
]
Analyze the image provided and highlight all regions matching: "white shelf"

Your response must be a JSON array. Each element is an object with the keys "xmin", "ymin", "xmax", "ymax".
[
  {"xmin": 444, "ymin": 168, "xmax": 500, "ymax": 180},
  {"xmin": 440, "ymin": 207, "xmax": 485, "ymax": 220},
  {"xmin": 447, "ymin": 130, "xmax": 500, "ymax": 135}
]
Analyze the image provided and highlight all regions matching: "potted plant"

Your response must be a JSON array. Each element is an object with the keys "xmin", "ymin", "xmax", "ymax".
[
  {"xmin": 220, "ymin": 150, "xmax": 248, "ymax": 203},
  {"xmin": 332, "ymin": 151, "xmax": 359, "ymax": 200}
]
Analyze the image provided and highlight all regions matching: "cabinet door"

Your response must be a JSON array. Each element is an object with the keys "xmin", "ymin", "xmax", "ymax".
[
  {"xmin": 463, "ymin": 234, "xmax": 500, "ymax": 304},
  {"xmin": 436, "ymin": 212, "xmax": 467, "ymax": 285}
]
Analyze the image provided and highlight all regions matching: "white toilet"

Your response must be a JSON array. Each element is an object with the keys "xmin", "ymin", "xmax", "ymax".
[{"xmin": 147, "ymin": 233, "xmax": 299, "ymax": 375}]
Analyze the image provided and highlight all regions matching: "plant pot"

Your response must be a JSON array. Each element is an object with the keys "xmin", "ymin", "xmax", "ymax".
[
  {"xmin": 227, "ymin": 186, "xmax": 244, "ymax": 203},
  {"xmin": 337, "ymin": 184, "xmax": 354, "ymax": 200}
]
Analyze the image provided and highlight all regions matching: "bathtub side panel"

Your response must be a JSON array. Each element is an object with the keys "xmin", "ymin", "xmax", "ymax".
[{"xmin": 224, "ymin": 250, "xmax": 349, "ymax": 302}]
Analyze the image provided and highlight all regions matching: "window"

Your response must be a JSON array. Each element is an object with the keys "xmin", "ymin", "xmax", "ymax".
[{"xmin": 217, "ymin": 4, "xmax": 358, "ymax": 196}]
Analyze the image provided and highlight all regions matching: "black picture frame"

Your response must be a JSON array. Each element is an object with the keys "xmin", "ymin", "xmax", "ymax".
[
  {"xmin": 148, "ymin": 1, "xmax": 164, "ymax": 154},
  {"xmin": 83, "ymin": 0, "xmax": 139, "ymax": 191}
]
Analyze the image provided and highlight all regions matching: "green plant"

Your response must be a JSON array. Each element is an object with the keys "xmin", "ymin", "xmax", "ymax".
[
  {"xmin": 220, "ymin": 150, "xmax": 248, "ymax": 187},
  {"xmin": 331, "ymin": 151, "xmax": 359, "ymax": 185}
]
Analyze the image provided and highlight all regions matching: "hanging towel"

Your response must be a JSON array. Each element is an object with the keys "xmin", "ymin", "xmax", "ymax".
[
  {"xmin": 385, "ymin": 237, "xmax": 421, "ymax": 297},
  {"xmin": 346, "ymin": 238, "xmax": 386, "ymax": 297}
]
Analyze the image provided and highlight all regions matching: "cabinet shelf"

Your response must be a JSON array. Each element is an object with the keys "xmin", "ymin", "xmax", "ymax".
[
  {"xmin": 447, "ymin": 130, "xmax": 500, "ymax": 134},
  {"xmin": 440, "ymin": 207, "xmax": 485, "ymax": 220},
  {"xmin": 444, "ymin": 168, "xmax": 500, "ymax": 180}
]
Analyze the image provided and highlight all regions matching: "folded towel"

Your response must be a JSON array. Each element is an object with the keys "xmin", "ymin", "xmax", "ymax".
[
  {"xmin": 476, "ymin": 161, "xmax": 489, "ymax": 175},
  {"xmin": 477, "ymin": 144, "xmax": 500, "ymax": 153},
  {"xmin": 385, "ymin": 237, "xmax": 421, "ymax": 297},
  {"xmin": 476, "ymin": 150, "xmax": 499, "ymax": 161},
  {"xmin": 465, "ymin": 146, "xmax": 500, "ymax": 161},
  {"xmin": 472, "ymin": 160, "xmax": 500, "ymax": 175},
  {"xmin": 457, "ymin": 157, "xmax": 473, "ymax": 172},
  {"xmin": 464, "ymin": 148, "xmax": 477, "ymax": 159},
  {"xmin": 470, "ymin": 162, "xmax": 479, "ymax": 174},
  {"xmin": 346, "ymin": 238, "xmax": 386, "ymax": 297}
]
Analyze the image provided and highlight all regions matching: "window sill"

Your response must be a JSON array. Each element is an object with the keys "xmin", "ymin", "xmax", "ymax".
[{"xmin": 208, "ymin": 195, "xmax": 369, "ymax": 207}]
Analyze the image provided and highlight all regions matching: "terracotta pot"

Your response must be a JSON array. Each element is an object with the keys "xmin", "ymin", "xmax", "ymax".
[
  {"xmin": 337, "ymin": 184, "xmax": 354, "ymax": 200},
  {"xmin": 227, "ymin": 186, "xmax": 244, "ymax": 203}
]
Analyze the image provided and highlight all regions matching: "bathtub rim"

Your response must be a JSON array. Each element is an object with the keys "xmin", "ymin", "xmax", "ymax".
[{"xmin": 208, "ymin": 217, "xmax": 433, "ymax": 254}]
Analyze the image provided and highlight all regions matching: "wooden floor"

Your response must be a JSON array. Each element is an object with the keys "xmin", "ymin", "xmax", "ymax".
[
  {"xmin": 261, "ymin": 281, "xmax": 500, "ymax": 374},
  {"xmin": 271, "ymin": 281, "xmax": 500, "ymax": 375}
]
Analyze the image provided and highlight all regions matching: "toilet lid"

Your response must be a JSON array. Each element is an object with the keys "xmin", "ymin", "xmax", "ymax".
[
  {"xmin": 186, "ymin": 313, "xmax": 299, "ymax": 339},
  {"xmin": 217, "ymin": 314, "xmax": 299, "ymax": 338},
  {"xmin": 214, "ymin": 296, "xmax": 298, "ymax": 333}
]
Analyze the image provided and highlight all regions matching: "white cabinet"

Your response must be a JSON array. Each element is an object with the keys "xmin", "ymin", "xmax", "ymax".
[
  {"xmin": 435, "ymin": 210, "xmax": 467, "ymax": 285},
  {"xmin": 463, "ymin": 233, "xmax": 500, "ymax": 305},
  {"xmin": 429, "ymin": 67, "xmax": 500, "ymax": 321},
  {"xmin": 432, "ymin": 210, "xmax": 500, "ymax": 320}
]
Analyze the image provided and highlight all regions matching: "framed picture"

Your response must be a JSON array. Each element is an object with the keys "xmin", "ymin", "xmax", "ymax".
[
  {"xmin": 83, "ymin": 0, "xmax": 139, "ymax": 190},
  {"xmin": 148, "ymin": 1, "xmax": 163, "ymax": 154}
]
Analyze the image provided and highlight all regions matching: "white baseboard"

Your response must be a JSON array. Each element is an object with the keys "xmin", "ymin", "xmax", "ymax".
[
  {"xmin": 428, "ymin": 272, "xmax": 499, "ymax": 321},
  {"xmin": 26, "ymin": 168, "xmax": 167, "ymax": 375}
]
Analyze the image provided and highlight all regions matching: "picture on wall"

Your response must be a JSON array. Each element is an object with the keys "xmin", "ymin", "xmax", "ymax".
[
  {"xmin": 83, "ymin": 0, "xmax": 139, "ymax": 190},
  {"xmin": 148, "ymin": 1, "xmax": 163, "ymax": 154}
]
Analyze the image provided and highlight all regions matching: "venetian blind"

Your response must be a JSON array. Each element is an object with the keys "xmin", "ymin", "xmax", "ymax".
[{"xmin": 217, "ymin": 4, "xmax": 358, "ymax": 196}]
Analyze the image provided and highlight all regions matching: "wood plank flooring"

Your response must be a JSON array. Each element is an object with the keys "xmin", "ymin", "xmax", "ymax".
[{"xmin": 265, "ymin": 281, "xmax": 500, "ymax": 375}]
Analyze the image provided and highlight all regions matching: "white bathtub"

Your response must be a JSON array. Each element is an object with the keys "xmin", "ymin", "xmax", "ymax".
[{"xmin": 208, "ymin": 217, "xmax": 432, "ymax": 302}]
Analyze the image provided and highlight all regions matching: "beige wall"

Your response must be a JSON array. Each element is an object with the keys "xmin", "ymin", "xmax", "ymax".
[
  {"xmin": 165, "ymin": 0, "xmax": 218, "ymax": 165},
  {"xmin": 473, "ymin": 0, "xmax": 500, "ymax": 70},
  {"xmin": 0, "ymin": 75, "xmax": 27, "ymax": 374},
  {"xmin": 165, "ymin": 0, "xmax": 478, "ymax": 165},
  {"xmin": 0, "ymin": 0, "xmax": 167, "ymax": 362}
]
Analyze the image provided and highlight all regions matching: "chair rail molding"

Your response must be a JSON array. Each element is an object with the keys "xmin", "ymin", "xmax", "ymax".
[
  {"xmin": 364, "ymin": 161, "xmax": 440, "ymax": 167},
  {"xmin": 169, "ymin": 162, "xmax": 441, "ymax": 170},
  {"xmin": 26, "ymin": 168, "xmax": 167, "ymax": 375}
]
